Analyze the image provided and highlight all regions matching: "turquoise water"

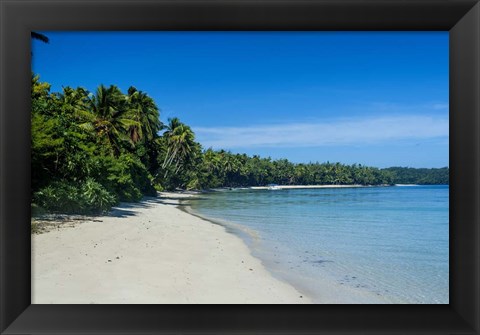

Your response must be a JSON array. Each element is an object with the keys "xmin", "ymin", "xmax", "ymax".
[{"xmin": 186, "ymin": 185, "xmax": 449, "ymax": 304}]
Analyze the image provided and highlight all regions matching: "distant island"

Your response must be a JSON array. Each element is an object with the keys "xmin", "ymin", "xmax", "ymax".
[{"xmin": 31, "ymin": 76, "xmax": 449, "ymax": 215}]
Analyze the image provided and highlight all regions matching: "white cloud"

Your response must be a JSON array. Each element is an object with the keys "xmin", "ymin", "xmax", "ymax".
[{"xmin": 193, "ymin": 115, "xmax": 449, "ymax": 149}]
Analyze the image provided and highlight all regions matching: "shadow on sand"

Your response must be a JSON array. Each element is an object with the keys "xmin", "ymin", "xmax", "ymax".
[{"xmin": 107, "ymin": 194, "xmax": 197, "ymax": 218}]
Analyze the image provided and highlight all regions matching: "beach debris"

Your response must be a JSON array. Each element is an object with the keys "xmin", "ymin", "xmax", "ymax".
[
  {"xmin": 107, "ymin": 259, "xmax": 112, "ymax": 262},
  {"xmin": 249, "ymin": 268, "xmax": 253, "ymax": 271}
]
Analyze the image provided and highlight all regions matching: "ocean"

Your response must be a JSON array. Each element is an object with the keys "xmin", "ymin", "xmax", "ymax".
[{"xmin": 185, "ymin": 185, "xmax": 449, "ymax": 304}]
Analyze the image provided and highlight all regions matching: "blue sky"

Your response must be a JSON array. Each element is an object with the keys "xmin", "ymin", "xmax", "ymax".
[{"xmin": 32, "ymin": 32, "xmax": 449, "ymax": 168}]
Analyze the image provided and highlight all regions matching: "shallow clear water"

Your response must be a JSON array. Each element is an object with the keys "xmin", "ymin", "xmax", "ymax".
[{"xmin": 186, "ymin": 185, "xmax": 449, "ymax": 304}]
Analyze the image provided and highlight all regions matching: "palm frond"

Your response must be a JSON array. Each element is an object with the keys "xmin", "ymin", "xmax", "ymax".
[{"xmin": 31, "ymin": 32, "xmax": 49, "ymax": 43}]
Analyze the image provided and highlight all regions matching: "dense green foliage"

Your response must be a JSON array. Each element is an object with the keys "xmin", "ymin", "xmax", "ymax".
[
  {"xmin": 191, "ymin": 151, "xmax": 395, "ymax": 188},
  {"xmin": 31, "ymin": 75, "xmax": 449, "ymax": 214},
  {"xmin": 34, "ymin": 179, "xmax": 116, "ymax": 214},
  {"xmin": 382, "ymin": 167, "xmax": 449, "ymax": 185},
  {"xmin": 32, "ymin": 76, "xmax": 160, "ymax": 213}
]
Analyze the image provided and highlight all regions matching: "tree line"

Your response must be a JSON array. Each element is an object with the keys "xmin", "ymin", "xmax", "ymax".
[
  {"xmin": 382, "ymin": 167, "xmax": 449, "ymax": 185},
  {"xmin": 31, "ymin": 76, "xmax": 449, "ymax": 215}
]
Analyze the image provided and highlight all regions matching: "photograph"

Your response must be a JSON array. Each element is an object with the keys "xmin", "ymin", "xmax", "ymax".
[{"xmin": 30, "ymin": 31, "xmax": 449, "ymax": 304}]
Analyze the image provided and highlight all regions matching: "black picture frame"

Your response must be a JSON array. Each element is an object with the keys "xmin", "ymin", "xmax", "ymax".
[{"xmin": 1, "ymin": 0, "xmax": 479, "ymax": 334}]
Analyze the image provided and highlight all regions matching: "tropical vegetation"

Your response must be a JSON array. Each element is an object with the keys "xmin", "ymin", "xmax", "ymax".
[
  {"xmin": 382, "ymin": 167, "xmax": 449, "ymax": 185},
  {"xmin": 31, "ymin": 76, "xmax": 449, "ymax": 215}
]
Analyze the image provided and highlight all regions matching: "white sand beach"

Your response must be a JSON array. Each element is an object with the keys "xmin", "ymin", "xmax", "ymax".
[
  {"xmin": 31, "ymin": 192, "xmax": 310, "ymax": 304},
  {"xmin": 250, "ymin": 184, "xmax": 387, "ymax": 190}
]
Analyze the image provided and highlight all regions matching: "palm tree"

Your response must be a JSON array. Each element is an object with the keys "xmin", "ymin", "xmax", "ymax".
[
  {"xmin": 88, "ymin": 85, "xmax": 140, "ymax": 155},
  {"xmin": 31, "ymin": 32, "xmax": 49, "ymax": 57},
  {"xmin": 161, "ymin": 117, "xmax": 196, "ymax": 177},
  {"xmin": 126, "ymin": 87, "xmax": 162, "ymax": 143},
  {"xmin": 56, "ymin": 87, "xmax": 91, "ymax": 119},
  {"xmin": 203, "ymin": 149, "xmax": 222, "ymax": 173},
  {"xmin": 31, "ymin": 32, "xmax": 49, "ymax": 43}
]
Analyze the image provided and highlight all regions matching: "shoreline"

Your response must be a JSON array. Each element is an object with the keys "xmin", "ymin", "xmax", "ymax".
[
  {"xmin": 181, "ymin": 196, "xmax": 392, "ymax": 304},
  {"xmin": 32, "ymin": 192, "xmax": 310, "ymax": 304},
  {"xmin": 249, "ymin": 184, "xmax": 391, "ymax": 190}
]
